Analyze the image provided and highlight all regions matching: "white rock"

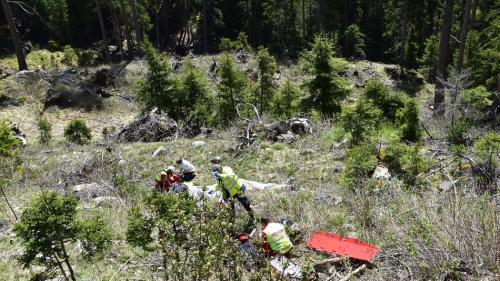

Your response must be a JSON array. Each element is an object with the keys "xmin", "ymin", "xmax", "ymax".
[
  {"xmin": 372, "ymin": 166, "xmax": 391, "ymax": 180},
  {"xmin": 72, "ymin": 182, "xmax": 102, "ymax": 200},
  {"xmin": 152, "ymin": 146, "xmax": 168, "ymax": 157},
  {"xmin": 93, "ymin": 196, "xmax": 120, "ymax": 206},
  {"xmin": 439, "ymin": 181, "xmax": 455, "ymax": 192},
  {"xmin": 192, "ymin": 141, "xmax": 206, "ymax": 148}
]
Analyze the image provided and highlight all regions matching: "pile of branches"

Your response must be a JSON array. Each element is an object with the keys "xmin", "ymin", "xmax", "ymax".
[{"xmin": 117, "ymin": 108, "xmax": 179, "ymax": 142}]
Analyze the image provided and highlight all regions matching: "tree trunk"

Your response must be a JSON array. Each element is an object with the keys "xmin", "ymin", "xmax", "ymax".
[
  {"xmin": 60, "ymin": 242, "xmax": 76, "ymax": 281},
  {"xmin": 302, "ymin": 0, "xmax": 306, "ymax": 39},
  {"xmin": 203, "ymin": 0, "xmax": 208, "ymax": 53},
  {"xmin": 120, "ymin": 1, "xmax": 134, "ymax": 58},
  {"xmin": 96, "ymin": 0, "xmax": 111, "ymax": 62},
  {"xmin": 129, "ymin": 0, "xmax": 143, "ymax": 45},
  {"xmin": 399, "ymin": 0, "xmax": 410, "ymax": 76},
  {"xmin": 456, "ymin": 0, "xmax": 473, "ymax": 74},
  {"xmin": 110, "ymin": 0, "xmax": 124, "ymax": 60},
  {"xmin": 0, "ymin": 184, "xmax": 17, "ymax": 220},
  {"xmin": 434, "ymin": 0, "xmax": 454, "ymax": 116},
  {"xmin": 155, "ymin": 1, "xmax": 160, "ymax": 49},
  {"xmin": 1, "ymin": 0, "xmax": 28, "ymax": 71}
]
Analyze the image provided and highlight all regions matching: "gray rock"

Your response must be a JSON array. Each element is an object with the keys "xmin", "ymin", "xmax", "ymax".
[
  {"xmin": 152, "ymin": 146, "xmax": 168, "ymax": 157},
  {"xmin": 93, "ymin": 196, "xmax": 120, "ymax": 207},
  {"xmin": 439, "ymin": 181, "xmax": 455, "ymax": 192},
  {"xmin": 192, "ymin": 141, "xmax": 206, "ymax": 148},
  {"xmin": 331, "ymin": 149, "xmax": 347, "ymax": 160},
  {"xmin": 72, "ymin": 182, "xmax": 102, "ymax": 200},
  {"xmin": 277, "ymin": 133, "xmax": 296, "ymax": 143},
  {"xmin": 372, "ymin": 166, "xmax": 391, "ymax": 180}
]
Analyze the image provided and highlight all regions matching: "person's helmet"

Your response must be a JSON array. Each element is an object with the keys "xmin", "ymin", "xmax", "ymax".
[
  {"xmin": 160, "ymin": 170, "xmax": 168, "ymax": 176},
  {"xmin": 166, "ymin": 166, "xmax": 175, "ymax": 172},
  {"xmin": 210, "ymin": 156, "xmax": 221, "ymax": 164}
]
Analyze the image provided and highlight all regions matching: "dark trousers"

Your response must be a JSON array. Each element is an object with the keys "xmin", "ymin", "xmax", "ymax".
[
  {"xmin": 230, "ymin": 195, "xmax": 255, "ymax": 228},
  {"xmin": 181, "ymin": 171, "xmax": 196, "ymax": 182}
]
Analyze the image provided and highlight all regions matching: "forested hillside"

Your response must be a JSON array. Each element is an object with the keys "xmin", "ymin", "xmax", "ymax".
[{"xmin": 0, "ymin": 1, "xmax": 499, "ymax": 281}]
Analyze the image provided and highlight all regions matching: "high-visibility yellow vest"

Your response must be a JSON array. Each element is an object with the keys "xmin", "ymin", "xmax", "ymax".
[
  {"xmin": 217, "ymin": 166, "xmax": 242, "ymax": 198},
  {"xmin": 263, "ymin": 223, "xmax": 293, "ymax": 254}
]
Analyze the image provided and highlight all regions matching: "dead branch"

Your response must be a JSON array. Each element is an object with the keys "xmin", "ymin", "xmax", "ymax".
[
  {"xmin": 313, "ymin": 257, "xmax": 345, "ymax": 266},
  {"xmin": 338, "ymin": 264, "xmax": 368, "ymax": 281}
]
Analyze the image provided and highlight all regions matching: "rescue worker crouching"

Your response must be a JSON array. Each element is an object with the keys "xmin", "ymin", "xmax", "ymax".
[
  {"xmin": 212, "ymin": 164, "xmax": 255, "ymax": 229},
  {"xmin": 259, "ymin": 217, "xmax": 293, "ymax": 258},
  {"xmin": 176, "ymin": 158, "xmax": 196, "ymax": 182},
  {"xmin": 155, "ymin": 166, "xmax": 181, "ymax": 193}
]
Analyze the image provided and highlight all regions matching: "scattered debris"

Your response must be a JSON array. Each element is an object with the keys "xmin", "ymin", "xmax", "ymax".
[
  {"xmin": 268, "ymin": 256, "xmax": 303, "ymax": 280},
  {"xmin": 93, "ymin": 68, "xmax": 114, "ymax": 87},
  {"xmin": 152, "ymin": 146, "xmax": 169, "ymax": 157},
  {"xmin": 236, "ymin": 49, "xmax": 249, "ymax": 63},
  {"xmin": 11, "ymin": 124, "xmax": 27, "ymax": 147},
  {"xmin": 439, "ymin": 181, "xmax": 456, "ymax": 192},
  {"xmin": 93, "ymin": 196, "xmax": 120, "ymax": 207},
  {"xmin": 289, "ymin": 117, "xmax": 313, "ymax": 135},
  {"xmin": 117, "ymin": 108, "xmax": 178, "ymax": 142}
]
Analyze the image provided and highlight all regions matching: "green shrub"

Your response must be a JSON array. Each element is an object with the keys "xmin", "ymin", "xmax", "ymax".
[
  {"xmin": 37, "ymin": 118, "xmax": 52, "ymax": 144},
  {"xmin": 301, "ymin": 34, "xmax": 351, "ymax": 115},
  {"xmin": 48, "ymin": 40, "xmax": 63, "ymax": 52},
  {"xmin": 343, "ymin": 24, "xmax": 366, "ymax": 59},
  {"xmin": 217, "ymin": 54, "xmax": 249, "ymax": 124},
  {"xmin": 340, "ymin": 99, "xmax": 382, "ymax": 145},
  {"xmin": 256, "ymin": 48, "xmax": 277, "ymax": 114},
  {"xmin": 343, "ymin": 144, "xmax": 378, "ymax": 186},
  {"xmin": 474, "ymin": 133, "xmax": 499, "ymax": 184},
  {"xmin": 0, "ymin": 120, "xmax": 20, "ymax": 157},
  {"xmin": 396, "ymin": 98, "xmax": 421, "ymax": 142},
  {"xmin": 460, "ymin": 86, "xmax": 493, "ymax": 111},
  {"xmin": 218, "ymin": 32, "xmax": 252, "ymax": 52},
  {"xmin": 76, "ymin": 49, "xmax": 98, "ymax": 66},
  {"xmin": 383, "ymin": 142, "xmax": 430, "ymax": 187},
  {"xmin": 364, "ymin": 81, "xmax": 406, "ymax": 122},
  {"xmin": 64, "ymin": 119, "xmax": 92, "ymax": 145},
  {"xmin": 63, "ymin": 45, "xmax": 78, "ymax": 67},
  {"xmin": 14, "ymin": 192, "xmax": 111, "ymax": 280},
  {"xmin": 272, "ymin": 79, "xmax": 301, "ymax": 118},
  {"xmin": 137, "ymin": 41, "xmax": 180, "ymax": 114},
  {"xmin": 127, "ymin": 191, "xmax": 254, "ymax": 280},
  {"xmin": 447, "ymin": 119, "xmax": 469, "ymax": 145}
]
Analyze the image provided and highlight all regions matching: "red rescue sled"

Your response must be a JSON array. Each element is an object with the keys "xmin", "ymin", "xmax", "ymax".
[{"xmin": 307, "ymin": 231, "xmax": 379, "ymax": 262}]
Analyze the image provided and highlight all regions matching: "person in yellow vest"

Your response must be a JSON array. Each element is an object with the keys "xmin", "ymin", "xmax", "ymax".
[
  {"xmin": 259, "ymin": 217, "xmax": 293, "ymax": 258},
  {"xmin": 212, "ymin": 164, "xmax": 255, "ymax": 228}
]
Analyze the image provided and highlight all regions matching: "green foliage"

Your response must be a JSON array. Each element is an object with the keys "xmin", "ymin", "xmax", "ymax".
[
  {"xmin": 383, "ymin": 143, "xmax": 430, "ymax": 186},
  {"xmin": 63, "ymin": 46, "xmax": 78, "ymax": 67},
  {"xmin": 396, "ymin": 98, "xmax": 421, "ymax": 142},
  {"xmin": 474, "ymin": 133, "xmax": 500, "ymax": 174},
  {"xmin": 272, "ymin": 79, "xmax": 301, "ymax": 118},
  {"xmin": 64, "ymin": 119, "xmax": 92, "ymax": 145},
  {"xmin": 77, "ymin": 216, "xmax": 112, "ymax": 259},
  {"xmin": 460, "ymin": 86, "xmax": 493, "ymax": 111},
  {"xmin": 256, "ymin": 48, "xmax": 278, "ymax": 114},
  {"xmin": 37, "ymin": 118, "xmax": 52, "ymax": 144},
  {"xmin": 217, "ymin": 54, "xmax": 248, "ymax": 124},
  {"xmin": 137, "ymin": 41, "xmax": 180, "ymax": 114},
  {"xmin": 14, "ymin": 192, "xmax": 110, "ymax": 279},
  {"xmin": 0, "ymin": 121, "xmax": 20, "ymax": 157},
  {"xmin": 301, "ymin": 34, "xmax": 351, "ymax": 115},
  {"xmin": 76, "ymin": 49, "xmax": 98, "ymax": 66},
  {"xmin": 343, "ymin": 144, "xmax": 378, "ymax": 187},
  {"xmin": 218, "ymin": 32, "xmax": 252, "ymax": 52},
  {"xmin": 419, "ymin": 35, "xmax": 439, "ymax": 79},
  {"xmin": 364, "ymin": 81, "xmax": 406, "ymax": 122},
  {"xmin": 343, "ymin": 24, "xmax": 366, "ymax": 59},
  {"xmin": 447, "ymin": 119, "xmax": 469, "ymax": 145},
  {"xmin": 48, "ymin": 40, "xmax": 63, "ymax": 52},
  {"xmin": 178, "ymin": 61, "xmax": 216, "ymax": 125},
  {"xmin": 340, "ymin": 99, "xmax": 382, "ymax": 145},
  {"xmin": 127, "ymin": 191, "xmax": 250, "ymax": 280}
]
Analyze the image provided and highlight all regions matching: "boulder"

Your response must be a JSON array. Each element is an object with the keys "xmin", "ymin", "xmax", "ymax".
[
  {"xmin": 439, "ymin": 181, "xmax": 455, "ymax": 192},
  {"xmin": 117, "ymin": 108, "xmax": 178, "ymax": 142},
  {"xmin": 72, "ymin": 182, "xmax": 103, "ymax": 200},
  {"xmin": 93, "ymin": 196, "xmax": 120, "ymax": 207},
  {"xmin": 192, "ymin": 141, "xmax": 206, "ymax": 148},
  {"xmin": 288, "ymin": 118, "xmax": 313, "ymax": 135},
  {"xmin": 372, "ymin": 166, "xmax": 391, "ymax": 180},
  {"xmin": 152, "ymin": 146, "xmax": 169, "ymax": 157}
]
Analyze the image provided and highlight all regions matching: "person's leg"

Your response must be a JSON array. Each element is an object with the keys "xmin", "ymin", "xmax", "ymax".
[
  {"xmin": 237, "ymin": 195, "xmax": 255, "ymax": 228},
  {"xmin": 229, "ymin": 199, "xmax": 236, "ymax": 225},
  {"xmin": 182, "ymin": 172, "xmax": 196, "ymax": 182}
]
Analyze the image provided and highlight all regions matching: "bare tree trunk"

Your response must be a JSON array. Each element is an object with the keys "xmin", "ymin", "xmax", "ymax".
[
  {"xmin": 203, "ymin": 0, "xmax": 208, "ymax": 53},
  {"xmin": 129, "ymin": 0, "xmax": 143, "ymax": 45},
  {"xmin": 0, "ymin": 184, "xmax": 17, "ymax": 220},
  {"xmin": 434, "ymin": 0, "xmax": 454, "ymax": 116},
  {"xmin": 110, "ymin": 0, "xmax": 124, "ymax": 60},
  {"xmin": 120, "ymin": 1, "xmax": 134, "ymax": 58},
  {"xmin": 96, "ymin": 0, "xmax": 111, "ymax": 62},
  {"xmin": 399, "ymin": 0, "xmax": 410, "ymax": 76},
  {"xmin": 456, "ymin": 0, "xmax": 473, "ymax": 74},
  {"xmin": 1, "ymin": 0, "xmax": 28, "ymax": 71},
  {"xmin": 155, "ymin": 0, "xmax": 160, "ymax": 49},
  {"xmin": 60, "ymin": 241, "xmax": 76, "ymax": 281}
]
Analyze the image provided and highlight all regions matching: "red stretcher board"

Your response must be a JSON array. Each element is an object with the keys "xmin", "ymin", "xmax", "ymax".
[{"xmin": 306, "ymin": 231, "xmax": 379, "ymax": 262}]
